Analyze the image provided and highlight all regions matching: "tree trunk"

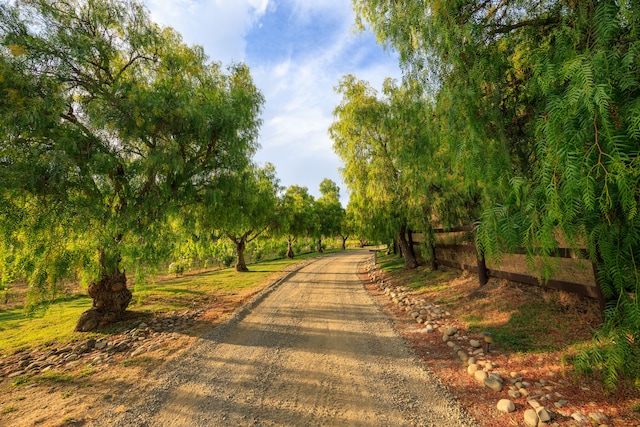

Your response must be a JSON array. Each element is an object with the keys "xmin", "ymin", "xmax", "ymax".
[
  {"xmin": 341, "ymin": 235, "xmax": 347, "ymax": 250},
  {"xmin": 286, "ymin": 236, "xmax": 295, "ymax": 259},
  {"xmin": 430, "ymin": 242, "xmax": 438, "ymax": 271},
  {"xmin": 75, "ymin": 250, "xmax": 132, "ymax": 332},
  {"xmin": 397, "ymin": 226, "xmax": 418, "ymax": 270},
  {"xmin": 407, "ymin": 228, "xmax": 417, "ymax": 260},
  {"xmin": 235, "ymin": 238, "xmax": 249, "ymax": 272},
  {"xmin": 316, "ymin": 238, "xmax": 323, "ymax": 253}
]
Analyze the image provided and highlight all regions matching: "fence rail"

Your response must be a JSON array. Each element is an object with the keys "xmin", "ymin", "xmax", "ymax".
[{"xmin": 410, "ymin": 228, "xmax": 607, "ymax": 313}]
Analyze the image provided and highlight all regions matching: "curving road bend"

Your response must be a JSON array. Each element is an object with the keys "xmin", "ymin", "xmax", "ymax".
[{"xmin": 110, "ymin": 250, "xmax": 476, "ymax": 427}]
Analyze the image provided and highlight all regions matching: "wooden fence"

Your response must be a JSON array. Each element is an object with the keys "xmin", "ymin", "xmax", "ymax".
[{"xmin": 410, "ymin": 226, "xmax": 608, "ymax": 313}]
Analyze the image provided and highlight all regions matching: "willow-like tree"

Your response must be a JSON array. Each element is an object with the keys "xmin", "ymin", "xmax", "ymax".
[
  {"xmin": 208, "ymin": 163, "xmax": 280, "ymax": 272},
  {"xmin": 331, "ymin": 75, "xmax": 436, "ymax": 269},
  {"xmin": 353, "ymin": 0, "xmax": 640, "ymax": 389},
  {"xmin": 313, "ymin": 179, "xmax": 345, "ymax": 252},
  {"xmin": 279, "ymin": 185, "xmax": 316, "ymax": 259},
  {"xmin": 337, "ymin": 200, "xmax": 357, "ymax": 250},
  {"xmin": 0, "ymin": 0, "xmax": 263, "ymax": 331}
]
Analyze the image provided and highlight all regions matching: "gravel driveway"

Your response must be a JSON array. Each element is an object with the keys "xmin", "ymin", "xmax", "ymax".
[{"xmin": 108, "ymin": 250, "xmax": 476, "ymax": 427}]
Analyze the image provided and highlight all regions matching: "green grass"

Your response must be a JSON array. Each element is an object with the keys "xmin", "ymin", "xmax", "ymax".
[
  {"xmin": 0, "ymin": 295, "xmax": 92, "ymax": 354},
  {"xmin": 121, "ymin": 356, "xmax": 154, "ymax": 367},
  {"xmin": 377, "ymin": 252, "xmax": 574, "ymax": 354},
  {"xmin": 34, "ymin": 372, "xmax": 73, "ymax": 384},
  {"xmin": 11, "ymin": 376, "xmax": 31, "ymax": 387},
  {"xmin": 133, "ymin": 253, "xmax": 322, "ymax": 313},
  {"xmin": 377, "ymin": 254, "xmax": 405, "ymax": 274},
  {"xmin": 377, "ymin": 253, "xmax": 456, "ymax": 293},
  {"xmin": 0, "ymin": 252, "xmax": 324, "ymax": 356},
  {"xmin": 466, "ymin": 301, "xmax": 561, "ymax": 353}
]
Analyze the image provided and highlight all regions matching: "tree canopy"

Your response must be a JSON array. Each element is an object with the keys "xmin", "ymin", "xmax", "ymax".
[
  {"xmin": 0, "ymin": 0, "xmax": 264, "ymax": 330},
  {"xmin": 351, "ymin": 0, "xmax": 640, "ymax": 389},
  {"xmin": 279, "ymin": 185, "xmax": 316, "ymax": 259},
  {"xmin": 331, "ymin": 75, "xmax": 438, "ymax": 269},
  {"xmin": 210, "ymin": 163, "xmax": 281, "ymax": 272},
  {"xmin": 313, "ymin": 179, "xmax": 345, "ymax": 252}
]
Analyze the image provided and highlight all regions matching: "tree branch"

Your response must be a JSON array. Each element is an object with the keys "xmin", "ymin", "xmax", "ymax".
[
  {"xmin": 246, "ymin": 225, "xmax": 269, "ymax": 243},
  {"xmin": 491, "ymin": 15, "xmax": 561, "ymax": 35}
]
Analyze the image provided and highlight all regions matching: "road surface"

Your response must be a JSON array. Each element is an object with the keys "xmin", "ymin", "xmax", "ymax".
[{"xmin": 110, "ymin": 250, "xmax": 475, "ymax": 427}]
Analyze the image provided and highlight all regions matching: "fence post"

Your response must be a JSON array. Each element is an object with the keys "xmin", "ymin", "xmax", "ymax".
[
  {"xmin": 430, "ymin": 242, "xmax": 438, "ymax": 271},
  {"xmin": 476, "ymin": 249, "xmax": 489, "ymax": 286}
]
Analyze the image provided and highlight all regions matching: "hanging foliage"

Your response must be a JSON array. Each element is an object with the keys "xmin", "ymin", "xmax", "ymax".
[{"xmin": 352, "ymin": 0, "xmax": 640, "ymax": 389}]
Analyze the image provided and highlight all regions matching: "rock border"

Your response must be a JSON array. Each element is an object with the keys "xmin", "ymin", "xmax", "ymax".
[{"xmin": 364, "ymin": 257, "xmax": 611, "ymax": 427}]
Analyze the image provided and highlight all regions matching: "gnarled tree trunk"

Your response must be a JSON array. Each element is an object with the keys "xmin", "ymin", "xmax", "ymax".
[
  {"xmin": 286, "ymin": 236, "xmax": 295, "ymax": 259},
  {"xmin": 235, "ymin": 238, "xmax": 249, "ymax": 272},
  {"xmin": 75, "ymin": 251, "xmax": 132, "ymax": 332},
  {"xmin": 316, "ymin": 238, "xmax": 323, "ymax": 253},
  {"xmin": 397, "ymin": 225, "xmax": 418, "ymax": 270},
  {"xmin": 341, "ymin": 235, "xmax": 348, "ymax": 250}
]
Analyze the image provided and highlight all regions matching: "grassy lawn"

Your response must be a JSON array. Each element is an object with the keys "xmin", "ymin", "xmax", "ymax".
[
  {"xmin": 0, "ymin": 253, "xmax": 324, "ymax": 356},
  {"xmin": 0, "ymin": 294, "xmax": 90, "ymax": 354}
]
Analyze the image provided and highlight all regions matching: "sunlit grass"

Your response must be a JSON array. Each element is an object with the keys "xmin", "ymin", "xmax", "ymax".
[
  {"xmin": 0, "ymin": 295, "xmax": 91, "ymax": 354},
  {"xmin": 0, "ymin": 252, "xmax": 324, "ymax": 355},
  {"xmin": 133, "ymin": 252, "xmax": 323, "ymax": 313},
  {"xmin": 376, "ymin": 252, "xmax": 594, "ymax": 355},
  {"xmin": 377, "ymin": 253, "xmax": 404, "ymax": 273},
  {"xmin": 377, "ymin": 253, "xmax": 455, "ymax": 293}
]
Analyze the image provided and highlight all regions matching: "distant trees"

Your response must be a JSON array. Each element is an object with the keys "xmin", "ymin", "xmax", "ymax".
[
  {"xmin": 279, "ymin": 185, "xmax": 316, "ymax": 259},
  {"xmin": 206, "ymin": 163, "xmax": 281, "ymax": 272},
  {"xmin": 338, "ymin": 203, "xmax": 356, "ymax": 250},
  {"xmin": 331, "ymin": 76, "xmax": 436, "ymax": 269},
  {"xmin": 0, "ymin": 0, "xmax": 263, "ymax": 331},
  {"xmin": 351, "ymin": 0, "xmax": 640, "ymax": 389},
  {"xmin": 314, "ymin": 179, "xmax": 345, "ymax": 252}
]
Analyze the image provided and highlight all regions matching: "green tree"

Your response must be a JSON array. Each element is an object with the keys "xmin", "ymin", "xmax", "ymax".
[
  {"xmin": 279, "ymin": 185, "xmax": 316, "ymax": 259},
  {"xmin": 331, "ymin": 75, "xmax": 430, "ymax": 269},
  {"xmin": 353, "ymin": 0, "xmax": 640, "ymax": 389},
  {"xmin": 352, "ymin": 0, "xmax": 545, "ymax": 220},
  {"xmin": 313, "ymin": 179, "xmax": 345, "ymax": 252},
  {"xmin": 210, "ymin": 163, "xmax": 281, "ymax": 272},
  {"xmin": 338, "ymin": 202, "xmax": 357, "ymax": 250},
  {"xmin": 0, "ymin": 0, "xmax": 263, "ymax": 331}
]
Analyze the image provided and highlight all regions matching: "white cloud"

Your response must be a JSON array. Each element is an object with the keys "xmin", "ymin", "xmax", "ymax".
[
  {"xmin": 144, "ymin": 0, "xmax": 401, "ymax": 203},
  {"xmin": 145, "ymin": 0, "xmax": 269, "ymax": 64},
  {"xmin": 288, "ymin": 0, "xmax": 352, "ymax": 16}
]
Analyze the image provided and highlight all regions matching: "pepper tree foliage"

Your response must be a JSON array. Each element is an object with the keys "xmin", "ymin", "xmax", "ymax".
[
  {"xmin": 352, "ymin": 0, "xmax": 640, "ymax": 389},
  {"xmin": 0, "ymin": 0, "xmax": 263, "ymax": 330},
  {"xmin": 279, "ymin": 185, "xmax": 316, "ymax": 259},
  {"xmin": 206, "ymin": 163, "xmax": 281, "ymax": 272},
  {"xmin": 331, "ymin": 75, "xmax": 443, "ymax": 269},
  {"xmin": 313, "ymin": 178, "xmax": 345, "ymax": 252},
  {"xmin": 336, "ymin": 201, "xmax": 357, "ymax": 250}
]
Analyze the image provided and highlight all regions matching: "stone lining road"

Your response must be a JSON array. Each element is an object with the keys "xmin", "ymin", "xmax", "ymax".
[{"xmin": 109, "ymin": 250, "xmax": 476, "ymax": 427}]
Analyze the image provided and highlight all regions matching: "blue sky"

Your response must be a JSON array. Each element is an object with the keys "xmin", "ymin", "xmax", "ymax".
[{"xmin": 145, "ymin": 0, "xmax": 401, "ymax": 205}]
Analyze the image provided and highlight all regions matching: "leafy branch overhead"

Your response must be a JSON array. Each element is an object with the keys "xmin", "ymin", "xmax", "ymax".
[{"xmin": 349, "ymin": 0, "xmax": 640, "ymax": 390}]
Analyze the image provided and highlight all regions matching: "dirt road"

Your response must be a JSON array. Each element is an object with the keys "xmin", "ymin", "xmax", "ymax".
[{"xmin": 109, "ymin": 251, "xmax": 475, "ymax": 427}]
